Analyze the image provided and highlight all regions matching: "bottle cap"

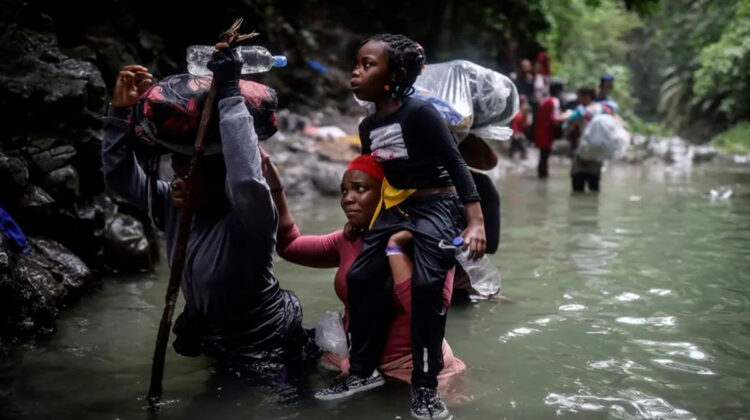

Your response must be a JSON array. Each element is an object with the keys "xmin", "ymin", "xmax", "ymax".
[
  {"xmin": 452, "ymin": 236, "xmax": 464, "ymax": 247},
  {"xmin": 273, "ymin": 56, "xmax": 288, "ymax": 68}
]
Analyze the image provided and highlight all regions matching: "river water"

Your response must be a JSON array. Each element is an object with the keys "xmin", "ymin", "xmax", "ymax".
[{"xmin": 2, "ymin": 162, "xmax": 749, "ymax": 419}]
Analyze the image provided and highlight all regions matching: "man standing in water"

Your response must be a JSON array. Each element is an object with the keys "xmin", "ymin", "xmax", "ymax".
[
  {"xmin": 101, "ymin": 49, "xmax": 311, "ymax": 382},
  {"xmin": 534, "ymin": 80, "xmax": 566, "ymax": 178}
]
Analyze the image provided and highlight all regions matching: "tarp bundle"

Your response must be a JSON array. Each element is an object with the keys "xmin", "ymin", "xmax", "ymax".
[
  {"xmin": 129, "ymin": 73, "xmax": 278, "ymax": 155},
  {"xmin": 412, "ymin": 60, "xmax": 519, "ymax": 142},
  {"xmin": 577, "ymin": 114, "xmax": 629, "ymax": 161}
]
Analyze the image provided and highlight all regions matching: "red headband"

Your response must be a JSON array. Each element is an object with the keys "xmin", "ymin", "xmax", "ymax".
[{"xmin": 346, "ymin": 154, "xmax": 384, "ymax": 182}]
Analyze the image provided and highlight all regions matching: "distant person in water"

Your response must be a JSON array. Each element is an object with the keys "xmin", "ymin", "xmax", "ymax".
[
  {"xmin": 101, "ymin": 52, "xmax": 312, "ymax": 383},
  {"xmin": 596, "ymin": 73, "xmax": 618, "ymax": 114},
  {"xmin": 510, "ymin": 97, "xmax": 531, "ymax": 160},
  {"xmin": 262, "ymin": 151, "xmax": 466, "ymax": 386},
  {"xmin": 534, "ymin": 80, "xmax": 567, "ymax": 178}
]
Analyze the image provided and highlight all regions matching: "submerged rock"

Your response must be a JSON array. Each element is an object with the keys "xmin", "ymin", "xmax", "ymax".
[{"xmin": 103, "ymin": 213, "xmax": 152, "ymax": 272}]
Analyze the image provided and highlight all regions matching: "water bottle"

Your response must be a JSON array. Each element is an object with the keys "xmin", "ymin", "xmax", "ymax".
[
  {"xmin": 443, "ymin": 236, "xmax": 500, "ymax": 297},
  {"xmin": 186, "ymin": 45, "xmax": 288, "ymax": 76}
]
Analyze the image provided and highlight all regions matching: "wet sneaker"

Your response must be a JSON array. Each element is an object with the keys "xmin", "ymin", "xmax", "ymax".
[
  {"xmin": 410, "ymin": 386, "xmax": 450, "ymax": 419},
  {"xmin": 314, "ymin": 370, "xmax": 384, "ymax": 400}
]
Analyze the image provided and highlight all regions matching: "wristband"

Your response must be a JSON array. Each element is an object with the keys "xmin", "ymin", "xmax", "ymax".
[{"xmin": 385, "ymin": 245, "xmax": 405, "ymax": 256}]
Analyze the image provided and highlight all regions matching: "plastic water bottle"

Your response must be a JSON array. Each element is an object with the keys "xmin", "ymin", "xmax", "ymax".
[
  {"xmin": 186, "ymin": 45, "xmax": 288, "ymax": 76},
  {"xmin": 447, "ymin": 236, "xmax": 500, "ymax": 297}
]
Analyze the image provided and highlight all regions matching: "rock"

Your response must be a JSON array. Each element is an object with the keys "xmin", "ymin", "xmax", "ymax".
[
  {"xmin": 19, "ymin": 184, "xmax": 55, "ymax": 208},
  {"xmin": 310, "ymin": 161, "xmax": 347, "ymax": 196},
  {"xmin": 30, "ymin": 144, "xmax": 77, "ymax": 173},
  {"xmin": 103, "ymin": 213, "xmax": 152, "ymax": 272},
  {"xmin": 29, "ymin": 238, "xmax": 92, "ymax": 293},
  {"xmin": 0, "ymin": 231, "xmax": 95, "ymax": 345},
  {"xmin": 43, "ymin": 165, "xmax": 79, "ymax": 201},
  {"xmin": 691, "ymin": 144, "xmax": 718, "ymax": 163},
  {"xmin": 13, "ymin": 250, "xmax": 67, "ymax": 330},
  {"xmin": 0, "ymin": 153, "xmax": 29, "ymax": 201}
]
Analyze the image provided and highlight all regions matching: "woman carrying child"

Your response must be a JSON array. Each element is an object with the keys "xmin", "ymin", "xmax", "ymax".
[{"xmin": 313, "ymin": 34, "xmax": 486, "ymax": 420}]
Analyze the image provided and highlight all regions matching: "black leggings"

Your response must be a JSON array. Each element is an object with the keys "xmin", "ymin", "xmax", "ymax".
[
  {"xmin": 538, "ymin": 148, "xmax": 551, "ymax": 178},
  {"xmin": 346, "ymin": 194, "xmax": 464, "ymax": 388},
  {"xmin": 571, "ymin": 172, "xmax": 600, "ymax": 192}
]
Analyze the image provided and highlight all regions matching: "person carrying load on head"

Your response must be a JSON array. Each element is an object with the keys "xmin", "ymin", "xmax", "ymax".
[{"xmin": 101, "ymin": 45, "xmax": 315, "ymax": 384}]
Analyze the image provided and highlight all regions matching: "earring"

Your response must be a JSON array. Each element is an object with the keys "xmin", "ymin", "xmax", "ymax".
[
  {"xmin": 391, "ymin": 85, "xmax": 399, "ymax": 98},
  {"xmin": 384, "ymin": 84, "xmax": 391, "ymax": 91}
]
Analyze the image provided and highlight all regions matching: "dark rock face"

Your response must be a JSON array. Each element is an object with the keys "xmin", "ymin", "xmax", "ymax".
[
  {"xmin": 0, "ymin": 20, "xmax": 157, "ymax": 348},
  {"xmin": 0, "ymin": 235, "xmax": 94, "ymax": 352}
]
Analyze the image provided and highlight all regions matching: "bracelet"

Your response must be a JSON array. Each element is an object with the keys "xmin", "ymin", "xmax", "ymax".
[
  {"xmin": 385, "ymin": 245, "xmax": 405, "ymax": 256},
  {"xmin": 271, "ymin": 187, "xmax": 284, "ymax": 194}
]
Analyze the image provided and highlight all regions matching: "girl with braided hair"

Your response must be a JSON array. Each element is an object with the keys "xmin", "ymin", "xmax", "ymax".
[{"xmin": 314, "ymin": 34, "xmax": 485, "ymax": 419}]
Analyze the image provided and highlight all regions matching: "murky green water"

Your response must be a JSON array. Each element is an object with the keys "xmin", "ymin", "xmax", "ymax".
[{"xmin": 2, "ymin": 162, "xmax": 750, "ymax": 419}]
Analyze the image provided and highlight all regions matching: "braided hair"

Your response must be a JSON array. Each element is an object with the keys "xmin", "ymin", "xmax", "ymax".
[{"xmin": 365, "ymin": 33, "xmax": 426, "ymax": 98}]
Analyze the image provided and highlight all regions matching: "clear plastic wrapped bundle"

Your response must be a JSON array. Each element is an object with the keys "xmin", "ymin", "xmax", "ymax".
[
  {"xmin": 413, "ymin": 60, "xmax": 519, "ymax": 142},
  {"xmin": 577, "ymin": 114, "xmax": 629, "ymax": 161}
]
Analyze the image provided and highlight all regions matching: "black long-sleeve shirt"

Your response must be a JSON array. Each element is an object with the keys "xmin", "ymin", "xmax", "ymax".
[{"xmin": 359, "ymin": 97, "xmax": 480, "ymax": 203}]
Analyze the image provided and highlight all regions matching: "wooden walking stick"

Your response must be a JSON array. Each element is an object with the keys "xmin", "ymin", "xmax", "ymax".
[{"xmin": 147, "ymin": 18, "xmax": 258, "ymax": 409}]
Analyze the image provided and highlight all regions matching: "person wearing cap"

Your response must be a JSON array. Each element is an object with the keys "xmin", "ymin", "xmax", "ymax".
[
  {"xmin": 101, "ymin": 53, "xmax": 313, "ymax": 382},
  {"xmin": 596, "ymin": 74, "xmax": 619, "ymax": 114},
  {"xmin": 261, "ymin": 152, "xmax": 466, "ymax": 385}
]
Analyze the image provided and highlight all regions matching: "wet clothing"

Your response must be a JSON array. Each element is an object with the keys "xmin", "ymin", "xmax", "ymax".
[
  {"xmin": 275, "ymin": 223, "xmax": 466, "ymax": 384},
  {"xmin": 534, "ymin": 96, "xmax": 561, "ymax": 150},
  {"xmin": 359, "ymin": 97, "xmax": 479, "ymax": 204},
  {"xmin": 471, "ymin": 171, "xmax": 500, "ymax": 254},
  {"xmin": 571, "ymin": 155, "xmax": 602, "ymax": 192},
  {"xmin": 102, "ymin": 97, "xmax": 307, "ymax": 377},
  {"xmin": 510, "ymin": 112, "xmax": 529, "ymax": 159},
  {"xmin": 534, "ymin": 96, "xmax": 560, "ymax": 179},
  {"xmin": 538, "ymin": 148, "xmax": 551, "ymax": 178},
  {"xmin": 347, "ymin": 193, "xmax": 466, "ymax": 388}
]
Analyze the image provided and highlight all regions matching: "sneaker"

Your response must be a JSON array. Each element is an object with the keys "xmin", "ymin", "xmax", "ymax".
[
  {"xmin": 314, "ymin": 370, "xmax": 385, "ymax": 400},
  {"xmin": 410, "ymin": 386, "xmax": 450, "ymax": 419}
]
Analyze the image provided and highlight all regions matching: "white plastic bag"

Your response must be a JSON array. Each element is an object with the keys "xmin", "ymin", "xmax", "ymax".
[
  {"xmin": 413, "ymin": 60, "xmax": 519, "ymax": 142},
  {"xmin": 315, "ymin": 310, "xmax": 349, "ymax": 357},
  {"xmin": 357, "ymin": 60, "xmax": 519, "ymax": 143},
  {"xmin": 577, "ymin": 114, "xmax": 629, "ymax": 161}
]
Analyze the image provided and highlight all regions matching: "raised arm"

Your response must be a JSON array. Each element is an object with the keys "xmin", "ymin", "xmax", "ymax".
[
  {"xmin": 209, "ymin": 45, "xmax": 276, "ymax": 232},
  {"xmin": 260, "ymin": 148, "xmax": 340, "ymax": 268},
  {"xmin": 102, "ymin": 66, "xmax": 170, "ymax": 226}
]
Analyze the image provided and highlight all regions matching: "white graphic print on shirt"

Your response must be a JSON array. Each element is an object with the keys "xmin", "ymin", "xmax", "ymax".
[{"xmin": 370, "ymin": 123, "xmax": 409, "ymax": 162}]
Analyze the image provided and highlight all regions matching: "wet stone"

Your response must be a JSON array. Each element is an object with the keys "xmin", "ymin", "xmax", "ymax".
[
  {"xmin": 30, "ymin": 145, "xmax": 77, "ymax": 172},
  {"xmin": 103, "ymin": 213, "xmax": 152, "ymax": 272},
  {"xmin": 43, "ymin": 165, "xmax": 79, "ymax": 200}
]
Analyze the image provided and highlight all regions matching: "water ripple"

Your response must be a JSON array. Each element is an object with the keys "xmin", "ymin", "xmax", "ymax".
[
  {"xmin": 616, "ymin": 316, "xmax": 676, "ymax": 327},
  {"xmin": 651, "ymin": 359, "xmax": 716, "ymax": 376},
  {"xmin": 633, "ymin": 340, "xmax": 712, "ymax": 361},
  {"xmin": 545, "ymin": 389, "xmax": 695, "ymax": 419}
]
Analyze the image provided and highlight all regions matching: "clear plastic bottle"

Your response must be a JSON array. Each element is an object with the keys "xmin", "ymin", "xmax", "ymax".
[
  {"xmin": 446, "ymin": 236, "xmax": 500, "ymax": 297},
  {"xmin": 186, "ymin": 45, "xmax": 288, "ymax": 76}
]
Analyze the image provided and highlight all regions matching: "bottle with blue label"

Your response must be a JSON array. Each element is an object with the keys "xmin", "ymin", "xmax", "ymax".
[
  {"xmin": 447, "ymin": 236, "xmax": 500, "ymax": 297},
  {"xmin": 186, "ymin": 45, "xmax": 287, "ymax": 76}
]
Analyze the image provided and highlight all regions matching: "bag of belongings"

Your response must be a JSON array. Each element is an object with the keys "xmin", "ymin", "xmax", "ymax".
[
  {"xmin": 412, "ymin": 60, "xmax": 519, "ymax": 142},
  {"xmin": 129, "ymin": 73, "xmax": 278, "ymax": 155},
  {"xmin": 577, "ymin": 114, "xmax": 629, "ymax": 162}
]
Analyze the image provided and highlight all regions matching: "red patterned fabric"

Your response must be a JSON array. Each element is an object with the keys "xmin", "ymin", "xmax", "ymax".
[{"xmin": 130, "ymin": 73, "xmax": 278, "ymax": 154}]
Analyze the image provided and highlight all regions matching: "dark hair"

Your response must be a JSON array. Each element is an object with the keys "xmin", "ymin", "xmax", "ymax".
[
  {"xmin": 365, "ymin": 33, "xmax": 426, "ymax": 98},
  {"xmin": 550, "ymin": 80, "xmax": 565, "ymax": 96},
  {"xmin": 577, "ymin": 86, "xmax": 597, "ymax": 99}
]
